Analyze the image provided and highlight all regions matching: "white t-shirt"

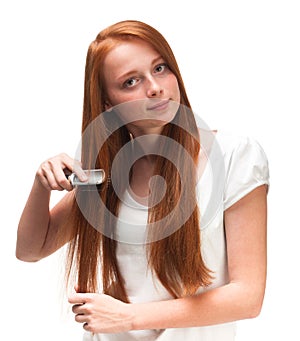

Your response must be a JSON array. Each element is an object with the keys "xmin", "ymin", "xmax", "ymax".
[{"xmin": 83, "ymin": 131, "xmax": 270, "ymax": 341}]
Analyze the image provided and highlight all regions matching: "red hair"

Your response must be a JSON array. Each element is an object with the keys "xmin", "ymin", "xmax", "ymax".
[{"xmin": 63, "ymin": 20, "xmax": 212, "ymax": 302}]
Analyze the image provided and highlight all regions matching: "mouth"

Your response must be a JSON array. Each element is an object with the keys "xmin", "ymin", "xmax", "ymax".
[{"xmin": 147, "ymin": 99, "xmax": 170, "ymax": 111}]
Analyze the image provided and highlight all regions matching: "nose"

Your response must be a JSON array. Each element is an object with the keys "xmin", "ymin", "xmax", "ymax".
[{"xmin": 146, "ymin": 77, "xmax": 164, "ymax": 97}]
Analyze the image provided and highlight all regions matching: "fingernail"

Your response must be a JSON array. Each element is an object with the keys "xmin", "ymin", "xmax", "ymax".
[{"xmin": 80, "ymin": 173, "xmax": 88, "ymax": 181}]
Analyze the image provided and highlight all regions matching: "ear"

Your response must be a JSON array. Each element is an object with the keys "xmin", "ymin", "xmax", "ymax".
[{"xmin": 104, "ymin": 100, "xmax": 113, "ymax": 112}]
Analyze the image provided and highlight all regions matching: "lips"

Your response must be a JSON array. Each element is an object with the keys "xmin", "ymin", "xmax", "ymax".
[{"xmin": 147, "ymin": 99, "xmax": 170, "ymax": 110}]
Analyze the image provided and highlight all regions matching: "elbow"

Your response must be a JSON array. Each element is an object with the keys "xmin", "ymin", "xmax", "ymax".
[
  {"xmin": 242, "ymin": 290, "xmax": 265, "ymax": 320},
  {"xmin": 15, "ymin": 233, "xmax": 44, "ymax": 262},
  {"xmin": 15, "ymin": 251, "xmax": 41, "ymax": 263},
  {"xmin": 15, "ymin": 245, "xmax": 43, "ymax": 263},
  {"xmin": 233, "ymin": 276, "xmax": 266, "ymax": 320},
  {"xmin": 246, "ymin": 299, "xmax": 264, "ymax": 319},
  {"xmin": 231, "ymin": 282, "xmax": 265, "ymax": 320}
]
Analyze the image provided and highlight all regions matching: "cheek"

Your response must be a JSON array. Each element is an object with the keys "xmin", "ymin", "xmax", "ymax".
[
  {"xmin": 108, "ymin": 91, "xmax": 142, "ymax": 107},
  {"xmin": 167, "ymin": 74, "xmax": 180, "ymax": 101},
  {"xmin": 115, "ymin": 100, "xmax": 146, "ymax": 123}
]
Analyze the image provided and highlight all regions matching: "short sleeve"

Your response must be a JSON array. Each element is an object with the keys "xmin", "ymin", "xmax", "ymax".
[{"xmin": 223, "ymin": 136, "xmax": 269, "ymax": 210}]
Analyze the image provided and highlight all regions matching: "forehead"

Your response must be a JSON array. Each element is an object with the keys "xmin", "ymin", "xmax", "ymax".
[{"xmin": 103, "ymin": 39, "xmax": 161, "ymax": 77}]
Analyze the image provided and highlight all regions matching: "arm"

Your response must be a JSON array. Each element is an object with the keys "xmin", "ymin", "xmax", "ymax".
[
  {"xmin": 16, "ymin": 153, "xmax": 87, "ymax": 262},
  {"xmin": 68, "ymin": 184, "xmax": 268, "ymax": 333},
  {"xmin": 131, "ymin": 185, "xmax": 267, "ymax": 329}
]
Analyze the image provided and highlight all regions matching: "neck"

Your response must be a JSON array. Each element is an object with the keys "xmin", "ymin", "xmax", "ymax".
[{"xmin": 130, "ymin": 128, "xmax": 164, "ymax": 160}]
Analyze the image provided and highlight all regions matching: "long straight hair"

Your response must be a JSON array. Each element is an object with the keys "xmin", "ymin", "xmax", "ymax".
[{"xmin": 64, "ymin": 20, "xmax": 212, "ymax": 302}]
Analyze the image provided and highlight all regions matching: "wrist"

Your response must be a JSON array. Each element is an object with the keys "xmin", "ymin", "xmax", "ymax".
[
  {"xmin": 128, "ymin": 300, "xmax": 168, "ymax": 331},
  {"xmin": 125, "ymin": 302, "xmax": 137, "ymax": 331},
  {"xmin": 34, "ymin": 174, "xmax": 51, "ymax": 193}
]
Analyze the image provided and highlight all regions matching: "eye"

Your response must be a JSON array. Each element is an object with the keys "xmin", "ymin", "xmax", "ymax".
[
  {"xmin": 154, "ymin": 63, "xmax": 168, "ymax": 73},
  {"xmin": 123, "ymin": 77, "xmax": 139, "ymax": 88}
]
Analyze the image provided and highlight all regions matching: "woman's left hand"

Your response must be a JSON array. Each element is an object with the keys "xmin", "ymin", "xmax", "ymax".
[{"xmin": 68, "ymin": 292, "xmax": 134, "ymax": 334}]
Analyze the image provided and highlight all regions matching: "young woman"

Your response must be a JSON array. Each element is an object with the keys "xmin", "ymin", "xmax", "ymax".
[{"xmin": 16, "ymin": 20, "xmax": 269, "ymax": 341}]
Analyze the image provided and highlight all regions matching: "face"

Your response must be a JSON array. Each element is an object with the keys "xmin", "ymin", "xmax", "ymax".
[{"xmin": 103, "ymin": 39, "xmax": 180, "ymax": 135}]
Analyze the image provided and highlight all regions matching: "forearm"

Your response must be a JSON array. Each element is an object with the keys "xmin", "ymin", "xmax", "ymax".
[
  {"xmin": 16, "ymin": 176, "xmax": 51, "ymax": 261},
  {"xmin": 130, "ymin": 281, "xmax": 264, "ymax": 331},
  {"xmin": 130, "ymin": 186, "xmax": 267, "ymax": 331}
]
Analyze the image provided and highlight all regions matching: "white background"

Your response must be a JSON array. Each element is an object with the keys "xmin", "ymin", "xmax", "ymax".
[{"xmin": 1, "ymin": 0, "xmax": 299, "ymax": 340}]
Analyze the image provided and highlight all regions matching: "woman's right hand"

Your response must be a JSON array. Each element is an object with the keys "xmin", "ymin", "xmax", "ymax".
[{"xmin": 36, "ymin": 153, "xmax": 88, "ymax": 192}]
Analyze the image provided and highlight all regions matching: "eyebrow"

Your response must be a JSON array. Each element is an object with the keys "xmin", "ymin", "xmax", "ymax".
[{"xmin": 116, "ymin": 55, "xmax": 164, "ymax": 81}]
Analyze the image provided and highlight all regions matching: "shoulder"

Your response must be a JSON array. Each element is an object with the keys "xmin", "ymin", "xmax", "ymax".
[
  {"xmin": 212, "ymin": 130, "xmax": 269, "ymax": 210},
  {"xmin": 216, "ymin": 131, "xmax": 269, "ymax": 173},
  {"xmin": 199, "ymin": 129, "xmax": 269, "ymax": 173},
  {"xmin": 214, "ymin": 130, "xmax": 264, "ymax": 158}
]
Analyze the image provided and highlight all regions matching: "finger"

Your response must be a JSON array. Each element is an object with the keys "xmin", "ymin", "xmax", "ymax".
[
  {"xmin": 46, "ymin": 155, "xmax": 74, "ymax": 191},
  {"xmin": 72, "ymin": 164, "xmax": 88, "ymax": 182},
  {"xmin": 83, "ymin": 322, "xmax": 91, "ymax": 331},
  {"xmin": 40, "ymin": 163, "xmax": 64, "ymax": 191},
  {"xmin": 51, "ymin": 162, "xmax": 73, "ymax": 191},
  {"xmin": 75, "ymin": 314, "xmax": 87, "ymax": 324},
  {"xmin": 68, "ymin": 293, "xmax": 89, "ymax": 304},
  {"xmin": 61, "ymin": 155, "xmax": 88, "ymax": 182},
  {"xmin": 68, "ymin": 295, "xmax": 83, "ymax": 304},
  {"xmin": 72, "ymin": 303, "xmax": 85, "ymax": 314},
  {"xmin": 36, "ymin": 170, "xmax": 52, "ymax": 191}
]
